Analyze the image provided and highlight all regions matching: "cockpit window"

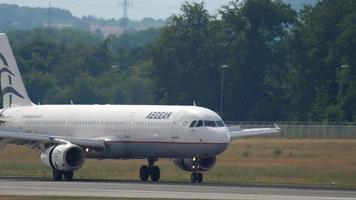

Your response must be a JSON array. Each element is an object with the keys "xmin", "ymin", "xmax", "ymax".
[
  {"xmin": 192, "ymin": 120, "xmax": 223, "ymax": 128},
  {"xmin": 216, "ymin": 120, "xmax": 225, "ymax": 127},
  {"xmin": 189, "ymin": 120, "xmax": 197, "ymax": 128},
  {"xmin": 204, "ymin": 120, "xmax": 217, "ymax": 127},
  {"xmin": 195, "ymin": 120, "xmax": 203, "ymax": 127}
]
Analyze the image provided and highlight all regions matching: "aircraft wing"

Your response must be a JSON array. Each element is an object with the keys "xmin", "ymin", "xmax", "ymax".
[
  {"xmin": 0, "ymin": 127, "xmax": 106, "ymax": 149},
  {"xmin": 228, "ymin": 124, "xmax": 280, "ymax": 139}
]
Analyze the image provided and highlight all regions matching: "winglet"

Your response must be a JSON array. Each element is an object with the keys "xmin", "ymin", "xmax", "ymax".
[
  {"xmin": 274, "ymin": 123, "xmax": 280, "ymax": 130},
  {"xmin": 229, "ymin": 124, "xmax": 281, "ymax": 139}
]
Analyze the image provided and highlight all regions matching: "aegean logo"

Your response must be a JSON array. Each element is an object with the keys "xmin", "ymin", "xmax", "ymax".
[
  {"xmin": 0, "ymin": 52, "xmax": 8, "ymax": 66},
  {"xmin": 145, "ymin": 112, "xmax": 173, "ymax": 120},
  {"xmin": 0, "ymin": 52, "xmax": 24, "ymax": 99}
]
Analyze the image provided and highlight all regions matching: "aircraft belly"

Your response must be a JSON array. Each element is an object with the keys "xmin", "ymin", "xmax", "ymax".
[{"xmin": 91, "ymin": 142, "xmax": 228, "ymax": 159}]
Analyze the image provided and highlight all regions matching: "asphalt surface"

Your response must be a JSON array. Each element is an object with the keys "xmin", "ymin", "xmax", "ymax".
[{"xmin": 0, "ymin": 177, "xmax": 355, "ymax": 199}]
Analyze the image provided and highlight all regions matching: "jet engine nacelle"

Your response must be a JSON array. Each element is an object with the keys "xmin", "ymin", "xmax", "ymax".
[
  {"xmin": 40, "ymin": 143, "xmax": 85, "ymax": 171},
  {"xmin": 173, "ymin": 156, "xmax": 216, "ymax": 172}
]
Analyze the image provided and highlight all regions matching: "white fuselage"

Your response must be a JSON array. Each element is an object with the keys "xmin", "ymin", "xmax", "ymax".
[{"xmin": 1, "ymin": 105, "xmax": 230, "ymax": 159}]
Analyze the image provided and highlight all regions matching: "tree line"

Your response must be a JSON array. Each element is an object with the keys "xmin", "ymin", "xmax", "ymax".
[
  {"xmin": 4, "ymin": 0, "xmax": 356, "ymax": 122},
  {"xmin": 0, "ymin": 4, "xmax": 165, "ymax": 31}
]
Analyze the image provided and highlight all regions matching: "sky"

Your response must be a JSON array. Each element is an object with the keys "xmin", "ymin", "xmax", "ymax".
[{"xmin": 0, "ymin": 0, "xmax": 233, "ymax": 20}]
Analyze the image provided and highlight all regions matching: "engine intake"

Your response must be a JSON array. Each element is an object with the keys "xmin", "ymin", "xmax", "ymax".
[
  {"xmin": 40, "ymin": 143, "xmax": 85, "ymax": 171},
  {"xmin": 173, "ymin": 156, "xmax": 216, "ymax": 172}
]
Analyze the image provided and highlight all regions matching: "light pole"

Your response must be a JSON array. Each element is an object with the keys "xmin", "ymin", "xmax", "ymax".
[
  {"xmin": 338, "ymin": 64, "xmax": 349, "ymax": 122},
  {"xmin": 220, "ymin": 65, "xmax": 229, "ymax": 118}
]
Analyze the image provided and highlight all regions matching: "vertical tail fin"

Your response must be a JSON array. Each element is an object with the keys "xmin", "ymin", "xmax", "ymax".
[{"xmin": 0, "ymin": 33, "xmax": 33, "ymax": 108}]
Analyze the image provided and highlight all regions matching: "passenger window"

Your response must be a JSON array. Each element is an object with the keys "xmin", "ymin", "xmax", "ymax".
[
  {"xmin": 216, "ymin": 120, "xmax": 225, "ymax": 127},
  {"xmin": 189, "ymin": 120, "xmax": 197, "ymax": 128},
  {"xmin": 204, "ymin": 120, "xmax": 217, "ymax": 127},
  {"xmin": 195, "ymin": 120, "xmax": 203, "ymax": 127}
]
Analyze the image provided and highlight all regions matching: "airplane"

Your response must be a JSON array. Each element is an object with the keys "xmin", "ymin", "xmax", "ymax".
[{"xmin": 0, "ymin": 33, "xmax": 280, "ymax": 183}]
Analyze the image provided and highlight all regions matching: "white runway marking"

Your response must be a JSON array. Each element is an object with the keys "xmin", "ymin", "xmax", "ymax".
[{"xmin": 0, "ymin": 179, "xmax": 355, "ymax": 200}]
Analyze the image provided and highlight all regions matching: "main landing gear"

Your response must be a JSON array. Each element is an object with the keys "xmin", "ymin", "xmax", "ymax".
[
  {"xmin": 52, "ymin": 170, "xmax": 74, "ymax": 181},
  {"xmin": 139, "ymin": 158, "xmax": 160, "ymax": 182}
]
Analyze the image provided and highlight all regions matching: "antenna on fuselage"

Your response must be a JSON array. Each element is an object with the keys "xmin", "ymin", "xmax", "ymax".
[
  {"xmin": 70, "ymin": 100, "xmax": 74, "ymax": 105},
  {"xmin": 193, "ymin": 101, "xmax": 196, "ymax": 106}
]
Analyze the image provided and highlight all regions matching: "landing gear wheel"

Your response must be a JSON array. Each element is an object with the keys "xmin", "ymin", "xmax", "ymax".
[
  {"xmin": 52, "ymin": 170, "xmax": 63, "ymax": 181},
  {"xmin": 63, "ymin": 171, "xmax": 74, "ymax": 181},
  {"xmin": 191, "ymin": 172, "xmax": 203, "ymax": 183},
  {"xmin": 140, "ymin": 158, "xmax": 160, "ymax": 182},
  {"xmin": 191, "ymin": 173, "xmax": 197, "ymax": 183},
  {"xmin": 196, "ymin": 173, "xmax": 203, "ymax": 183},
  {"xmin": 139, "ymin": 165, "xmax": 149, "ymax": 181},
  {"xmin": 149, "ymin": 166, "xmax": 160, "ymax": 182}
]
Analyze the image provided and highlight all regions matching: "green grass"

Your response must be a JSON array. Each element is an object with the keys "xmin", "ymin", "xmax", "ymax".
[{"xmin": 1, "ymin": 139, "xmax": 356, "ymax": 187}]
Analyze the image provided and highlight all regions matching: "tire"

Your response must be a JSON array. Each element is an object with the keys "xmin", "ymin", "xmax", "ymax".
[
  {"xmin": 150, "ymin": 166, "xmax": 160, "ymax": 182},
  {"xmin": 191, "ymin": 173, "xmax": 197, "ymax": 183},
  {"xmin": 52, "ymin": 170, "xmax": 63, "ymax": 181},
  {"xmin": 197, "ymin": 173, "xmax": 203, "ymax": 183},
  {"xmin": 139, "ymin": 165, "xmax": 149, "ymax": 181},
  {"xmin": 63, "ymin": 171, "xmax": 74, "ymax": 181}
]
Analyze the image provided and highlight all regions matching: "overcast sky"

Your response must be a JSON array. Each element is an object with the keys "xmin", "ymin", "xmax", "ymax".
[{"xmin": 0, "ymin": 0, "xmax": 233, "ymax": 20}]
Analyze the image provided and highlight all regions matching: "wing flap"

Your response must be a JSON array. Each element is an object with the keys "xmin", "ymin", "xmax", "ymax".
[{"xmin": 0, "ymin": 128, "xmax": 106, "ymax": 149}]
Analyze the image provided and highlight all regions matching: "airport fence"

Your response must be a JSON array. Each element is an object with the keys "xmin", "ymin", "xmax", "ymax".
[{"xmin": 227, "ymin": 121, "xmax": 356, "ymax": 138}]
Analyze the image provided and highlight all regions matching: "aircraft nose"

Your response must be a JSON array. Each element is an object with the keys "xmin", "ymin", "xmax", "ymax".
[{"xmin": 213, "ymin": 128, "xmax": 230, "ymax": 155}]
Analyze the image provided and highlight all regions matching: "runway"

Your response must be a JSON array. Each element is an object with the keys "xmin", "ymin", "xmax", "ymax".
[{"xmin": 0, "ymin": 178, "xmax": 355, "ymax": 200}]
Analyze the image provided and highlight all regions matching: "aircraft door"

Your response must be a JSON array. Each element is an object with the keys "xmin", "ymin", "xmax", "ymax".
[
  {"xmin": 171, "ymin": 111, "xmax": 185, "ymax": 140},
  {"xmin": 67, "ymin": 115, "xmax": 76, "ymax": 137},
  {"xmin": 124, "ymin": 112, "xmax": 135, "ymax": 139}
]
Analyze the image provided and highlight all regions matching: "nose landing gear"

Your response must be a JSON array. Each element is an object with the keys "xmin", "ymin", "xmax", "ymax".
[
  {"xmin": 191, "ymin": 172, "xmax": 203, "ymax": 183},
  {"xmin": 139, "ymin": 158, "xmax": 160, "ymax": 182},
  {"xmin": 190, "ymin": 156, "xmax": 203, "ymax": 183}
]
